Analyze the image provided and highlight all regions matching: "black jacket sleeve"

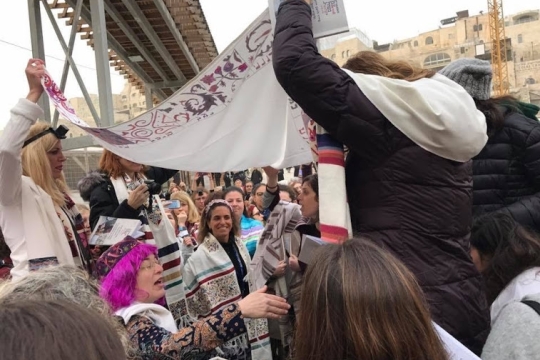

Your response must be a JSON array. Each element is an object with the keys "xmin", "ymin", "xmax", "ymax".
[
  {"xmin": 273, "ymin": 0, "xmax": 387, "ymax": 154},
  {"xmin": 145, "ymin": 167, "xmax": 178, "ymax": 186},
  {"xmin": 497, "ymin": 126, "xmax": 540, "ymax": 229},
  {"xmin": 88, "ymin": 183, "xmax": 140, "ymax": 230}
]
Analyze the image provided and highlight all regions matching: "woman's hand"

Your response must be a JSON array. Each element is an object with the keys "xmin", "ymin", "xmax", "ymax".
[
  {"xmin": 127, "ymin": 184, "xmax": 149, "ymax": 209},
  {"xmin": 25, "ymin": 59, "xmax": 45, "ymax": 103},
  {"xmin": 272, "ymin": 261, "xmax": 287, "ymax": 278},
  {"xmin": 183, "ymin": 236, "xmax": 194, "ymax": 246},
  {"xmin": 177, "ymin": 210, "xmax": 188, "ymax": 226},
  {"xmin": 237, "ymin": 286, "xmax": 290, "ymax": 319},
  {"xmin": 289, "ymin": 255, "xmax": 301, "ymax": 273}
]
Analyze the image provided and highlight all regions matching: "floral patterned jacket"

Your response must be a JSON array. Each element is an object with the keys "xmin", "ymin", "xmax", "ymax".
[{"xmin": 126, "ymin": 304, "xmax": 246, "ymax": 360}]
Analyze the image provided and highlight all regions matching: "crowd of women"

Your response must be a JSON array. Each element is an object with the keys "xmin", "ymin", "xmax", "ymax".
[{"xmin": 1, "ymin": 0, "xmax": 540, "ymax": 359}]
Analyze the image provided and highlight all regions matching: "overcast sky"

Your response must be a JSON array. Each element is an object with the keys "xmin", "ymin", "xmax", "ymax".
[{"xmin": 0, "ymin": 0, "xmax": 537, "ymax": 129}]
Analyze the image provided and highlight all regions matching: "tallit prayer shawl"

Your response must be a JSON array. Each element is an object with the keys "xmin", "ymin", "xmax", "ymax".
[{"xmin": 183, "ymin": 234, "xmax": 271, "ymax": 359}]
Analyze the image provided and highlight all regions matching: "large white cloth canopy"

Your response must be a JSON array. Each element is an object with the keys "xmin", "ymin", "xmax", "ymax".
[{"xmin": 44, "ymin": 10, "xmax": 314, "ymax": 171}]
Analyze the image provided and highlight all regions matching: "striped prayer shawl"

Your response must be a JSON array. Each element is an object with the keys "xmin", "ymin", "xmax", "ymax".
[
  {"xmin": 184, "ymin": 234, "xmax": 272, "ymax": 360},
  {"xmin": 315, "ymin": 124, "xmax": 353, "ymax": 243},
  {"xmin": 147, "ymin": 195, "xmax": 191, "ymax": 328},
  {"xmin": 250, "ymin": 202, "xmax": 302, "ymax": 289}
]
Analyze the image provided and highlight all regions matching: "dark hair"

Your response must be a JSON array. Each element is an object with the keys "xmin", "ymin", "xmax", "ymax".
[
  {"xmin": 471, "ymin": 213, "xmax": 540, "ymax": 303},
  {"xmin": 191, "ymin": 187, "xmax": 209, "ymax": 200},
  {"xmin": 302, "ymin": 174, "xmax": 319, "ymax": 198},
  {"xmin": 474, "ymin": 95, "xmax": 522, "ymax": 137},
  {"xmin": 204, "ymin": 190, "xmax": 224, "ymax": 204},
  {"xmin": 223, "ymin": 186, "xmax": 248, "ymax": 217},
  {"xmin": 0, "ymin": 299, "xmax": 125, "ymax": 360},
  {"xmin": 0, "ymin": 227, "xmax": 10, "ymax": 259},
  {"xmin": 279, "ymin": 184, "xmax": 296, "ymax": 202},
  {"xmin": 252, "ymin": 183, "xmax": 266, "ymax": 196},
  {"xmin": 295, "ymin": 238, "xmax": 448, "ymax": 360},
  {"xmin": 198, "ymin": 201, "xmax": 240, "ymax": 243}
]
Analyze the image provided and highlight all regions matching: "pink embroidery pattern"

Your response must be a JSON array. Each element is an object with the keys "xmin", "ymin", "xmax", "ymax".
[{"xmin": 42, "ymin": 12, "xmax": 312, "ymax": 153}]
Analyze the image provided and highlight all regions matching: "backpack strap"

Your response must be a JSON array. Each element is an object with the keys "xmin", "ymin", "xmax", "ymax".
[{"xmin": 521, "ymin": 300, "xmax": 540, "ymax": 316}]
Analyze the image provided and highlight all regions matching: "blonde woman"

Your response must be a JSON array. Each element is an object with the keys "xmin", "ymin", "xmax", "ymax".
[
  {"xmin": 170, "ymin": 191, "xmax": 200, "ymax": 238},
  {"xmin": 0, "ymin": 59, "xmax": 91, "ymax": 279},
  {"xmin": 170, "ymin": 191, "xmax": 200, "ymax": 263}
]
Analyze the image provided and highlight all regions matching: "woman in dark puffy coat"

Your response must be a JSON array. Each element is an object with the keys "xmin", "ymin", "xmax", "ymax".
[
  {"xmin": 77, "ymin": 149, "xmax": 178, "ymax": 230},
  {"xmin": 273, "ymin": 0, "xmax": 490, "ymax": 354},
  {"xmin": 440, "ymin": 58, "xmax": 540, "ymax": 233}
]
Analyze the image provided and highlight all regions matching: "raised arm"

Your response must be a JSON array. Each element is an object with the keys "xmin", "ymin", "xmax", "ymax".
[
  {"xmin": 273, "ymin": 0, "xmax": 384, "ymax": 150},
  {"xmin": 0, "ymin": 59, "xmax": 45, "ymax": 206}
]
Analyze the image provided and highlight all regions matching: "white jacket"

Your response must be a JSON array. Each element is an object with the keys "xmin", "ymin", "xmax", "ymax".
[{"xmin": 0, "ymin": 99, "xmax": 74, "ymax": 279}]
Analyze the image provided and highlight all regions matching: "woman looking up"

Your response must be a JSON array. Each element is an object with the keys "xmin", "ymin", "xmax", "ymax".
[
  {"xmin": 0, "ymin": 59, "xmax": 91, "ymax": 278},
  {"xmin": 96, "ymin": 237, "xmax": 289, "ymax": 360}
]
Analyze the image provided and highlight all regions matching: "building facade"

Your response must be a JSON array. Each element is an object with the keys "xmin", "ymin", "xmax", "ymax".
[{"xmin": 321, "ymin": 9, "xmax": 540, "ymax": 105}]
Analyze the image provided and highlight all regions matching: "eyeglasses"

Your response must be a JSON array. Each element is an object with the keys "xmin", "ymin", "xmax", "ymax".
[
  {"xmin": 139, "ymin": 257, "xmax": 161, "ymax": 272},
  {"xmin": 256, "ymin": 192, "xmax": 264, "ymax": 197}
]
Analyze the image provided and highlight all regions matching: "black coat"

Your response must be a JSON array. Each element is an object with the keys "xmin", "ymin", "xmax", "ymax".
[
  {"xmin": 78, "ymin": 167, "xmax": 178, "ymax": 230},
  {"xmin": 473, "ymin": 110, "xmax": 540, "ymax": 232},
  {"xmin": 273, "ymin": 0, "xmax": 489, "ymax": 354}
]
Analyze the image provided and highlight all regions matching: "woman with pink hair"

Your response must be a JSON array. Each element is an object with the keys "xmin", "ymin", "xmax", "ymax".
[{"xmin": 95, "ymin": 237, "xmax": 289, "ymax": 359}]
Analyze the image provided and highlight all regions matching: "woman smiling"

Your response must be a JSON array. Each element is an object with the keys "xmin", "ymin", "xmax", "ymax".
[
  {"xmin": 223, "ymin": 187, "xmax": 264, "ymax": 258},
  {"xmin": 183, "ymin": 200, "xmax": 280, "ymax": 359}
]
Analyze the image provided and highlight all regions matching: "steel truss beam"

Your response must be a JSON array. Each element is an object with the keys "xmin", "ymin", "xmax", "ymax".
[
  {"xmin": 63, "ymin": 0, "xmax": 168, "ymax": 100},
  {"xmin": 41, "ymin": 0, "xmax": 102, "ymax": 126},
  {"xmin": 152, "ymin": 0, "xmax": 200, "ymax": 74},
  {"xmin": 28, "ymin": 0, "xmax": 52, "ymax": 122},
  {"xmin": 90, "ymin": 0, "xmax": 115, "ymax": 126},
  {"xmin": 119, "ymin": 0, "xmax": 187, "ymax": 83}
]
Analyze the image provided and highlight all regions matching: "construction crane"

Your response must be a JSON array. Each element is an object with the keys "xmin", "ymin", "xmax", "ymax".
[{"xmin": 487, "ymin": 0, "xmax": 510, "ymax": 96}]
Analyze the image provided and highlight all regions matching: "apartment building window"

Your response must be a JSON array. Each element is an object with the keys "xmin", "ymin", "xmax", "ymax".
[
  {"xmin": 425, "ymin": 36, "xmax": 434, "ymax": 45},
  {"xmin": 518, "ymin": 34, "xmax": 523, "ymax": 43},
  {"xmin": 342, "ymin": 51, "xmax": 345, "ymax": 58},
  {"xmin": 473, "ymin": 24, "xmax": 483, "ymax": 31},
  {"xmin": 515, "ymin": 15, "xmax": 534, "ymax": 25},
  {"xmin": 331, "ymin": 54, "xmax": 336, "ymax": 60},
  {"xmin": 413, "ymin": 40, "xmax": 418, "ymax": 47},
  {"xmin": 346, "ymin": 50, "xmax": 350, "ymax": 57},
  {"xmin": 424, "ymin": 53, "xmax": 451, "ymax": 67}
]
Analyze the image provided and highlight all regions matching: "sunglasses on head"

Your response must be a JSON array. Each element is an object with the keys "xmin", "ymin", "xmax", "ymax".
[{"xmin": 23, "ymin": 125, "xmax": 69, "ymax": 148}]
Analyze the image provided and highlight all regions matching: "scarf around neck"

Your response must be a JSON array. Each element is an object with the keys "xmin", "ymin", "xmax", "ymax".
[{"xmin": 54, "ymin": 193, "xmax": 91, "ymax": 272}]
